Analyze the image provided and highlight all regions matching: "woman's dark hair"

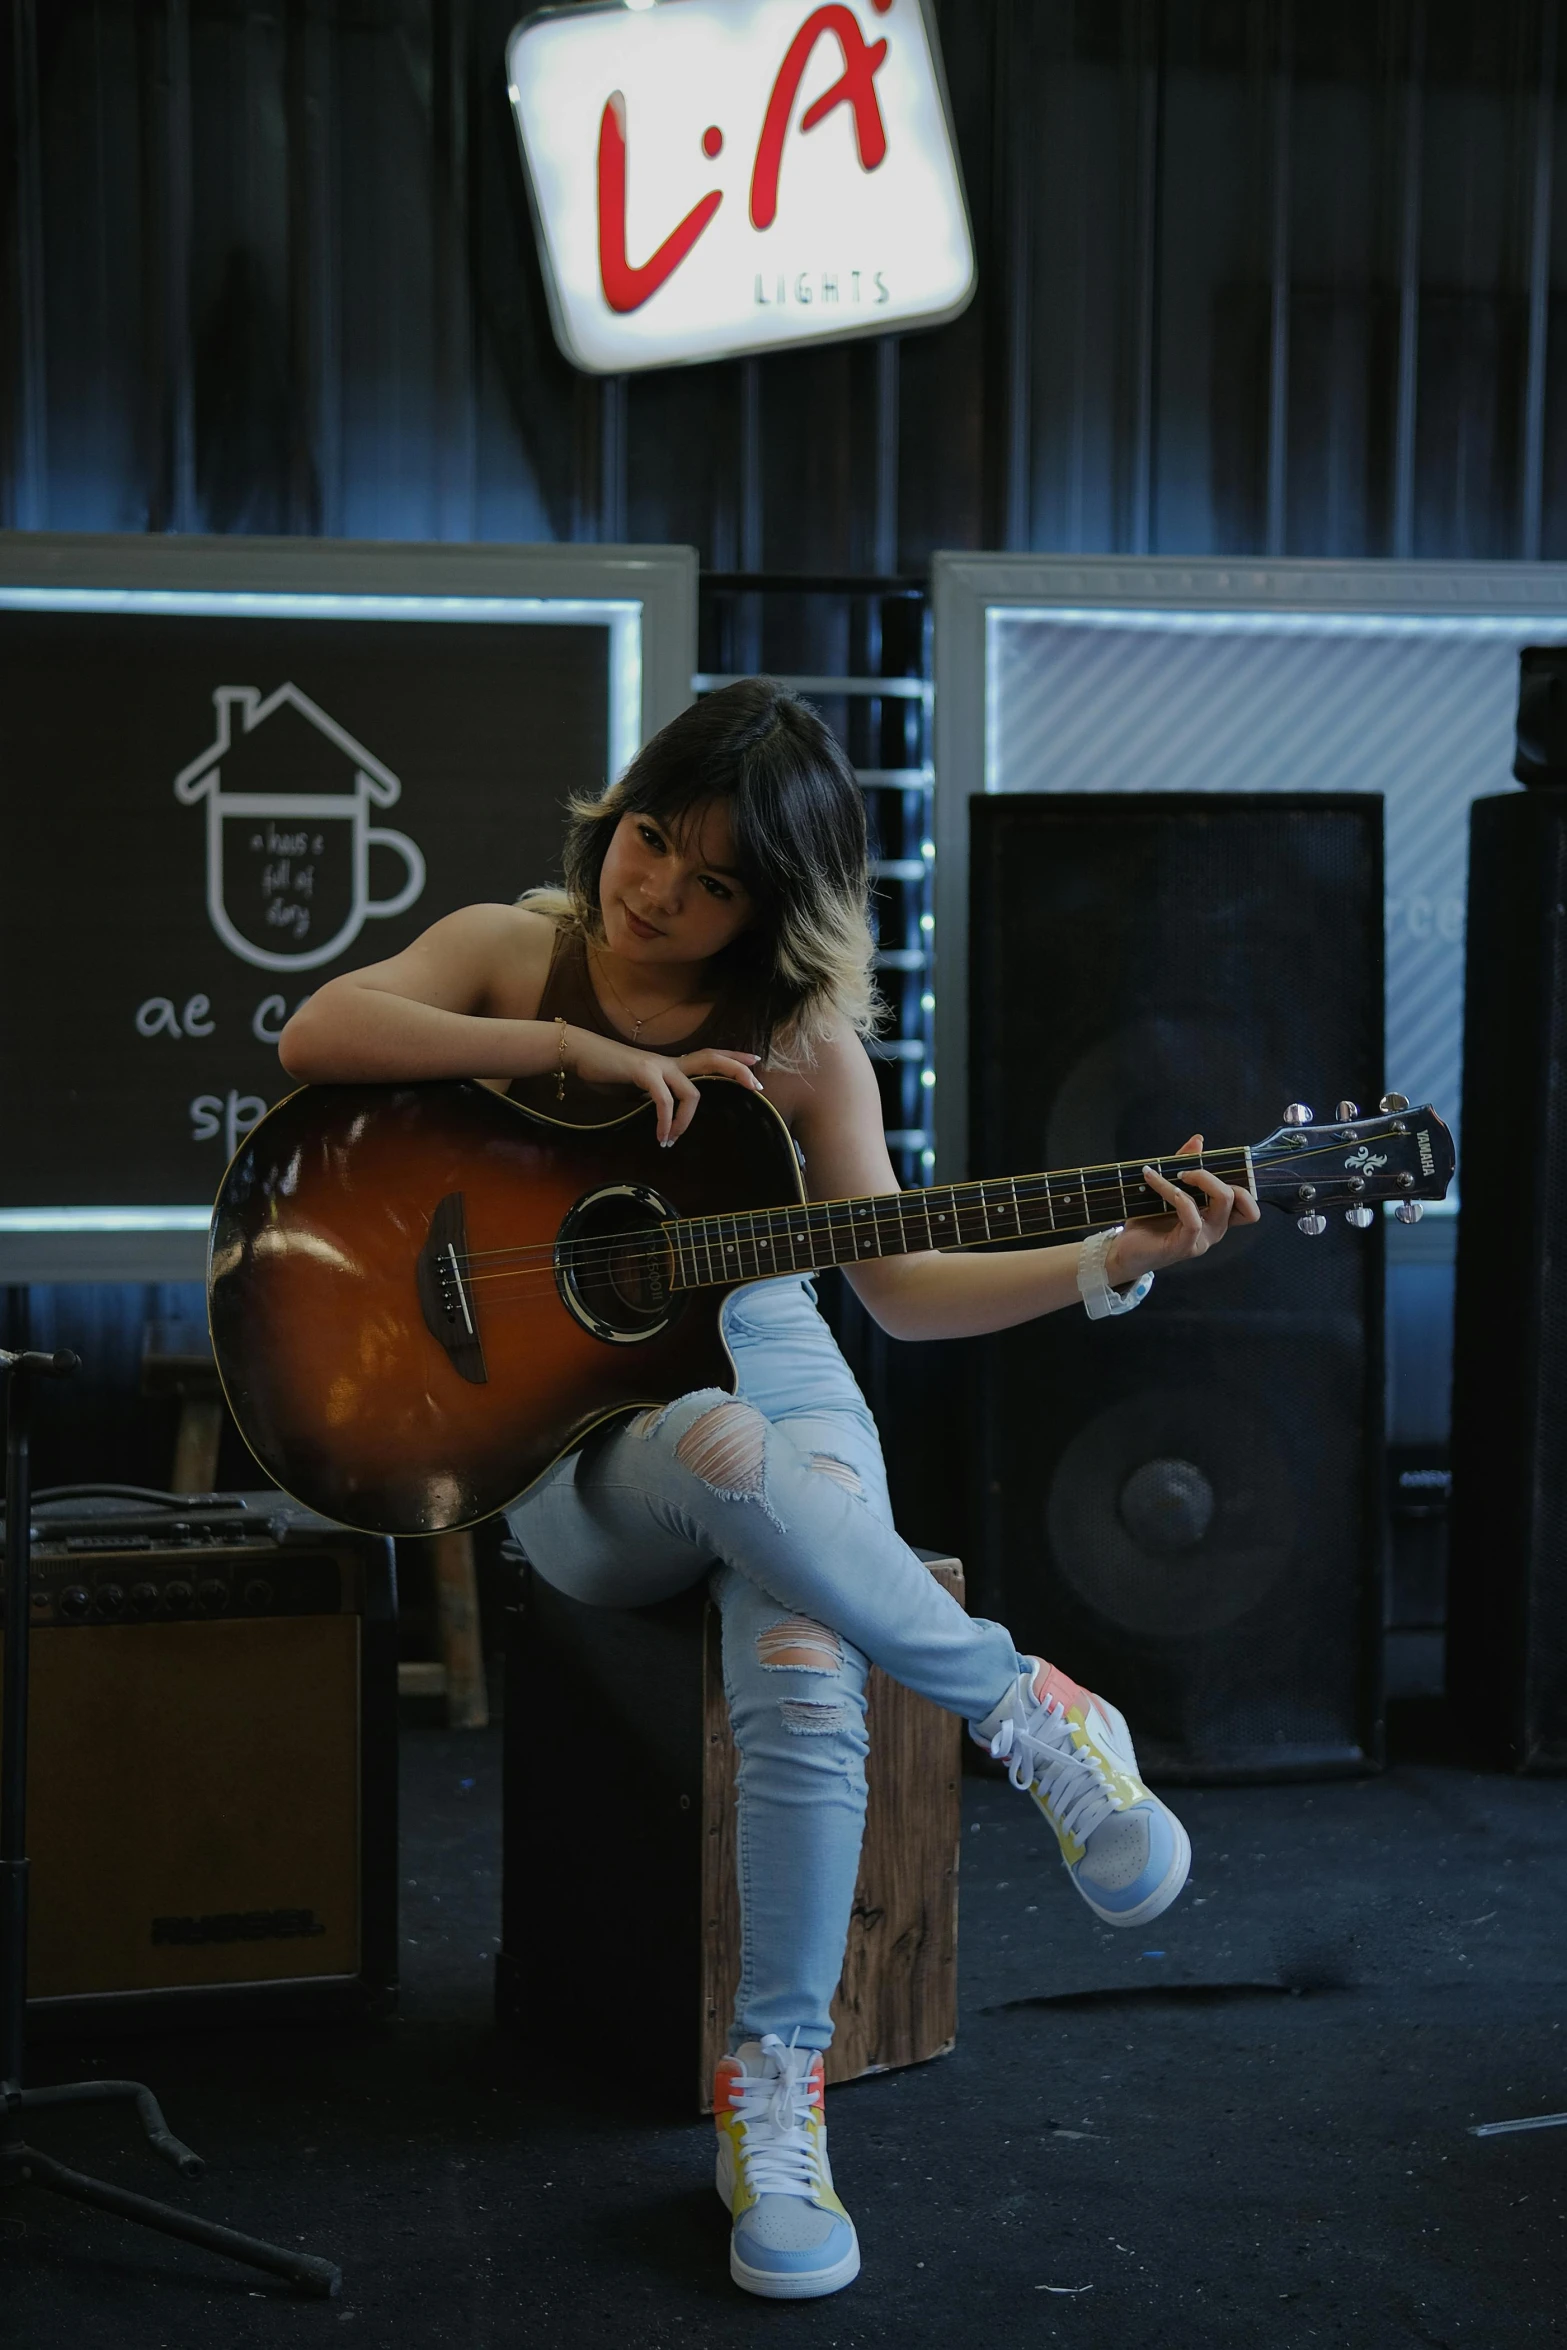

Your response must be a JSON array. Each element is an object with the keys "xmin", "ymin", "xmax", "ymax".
[{"xmin": 525, "ymin": 678, "xmax": 880, "ymax": 1062}]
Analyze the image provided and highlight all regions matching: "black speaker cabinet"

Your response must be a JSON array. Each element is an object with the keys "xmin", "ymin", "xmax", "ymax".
[
  {"xmin": 1448, "ymin": 790, "xmax": 1567, "ymax": 1770},
  {"xmin": 0, "ymin": 1491, "xmax": 398, "ymax": 2028},
  {"xmin": 970, "ymin": 793, "xmax": 1386, "ymax": 1781}
]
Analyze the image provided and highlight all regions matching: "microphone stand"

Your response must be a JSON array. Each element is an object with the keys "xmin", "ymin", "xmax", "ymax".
[{"xmin": 0, "ymin": 1345, "xmax": 340, "ymax": 2296}]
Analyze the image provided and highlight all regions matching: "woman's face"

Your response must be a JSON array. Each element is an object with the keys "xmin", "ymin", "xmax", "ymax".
[{"xmin": 598, "ymin": 802, "xmax": 755, "ymax": 971}]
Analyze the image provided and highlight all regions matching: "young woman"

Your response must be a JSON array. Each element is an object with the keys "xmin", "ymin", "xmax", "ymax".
[{"xmin": 278, "ymin": 678, "xmax": 1258, "ymax": 2303}]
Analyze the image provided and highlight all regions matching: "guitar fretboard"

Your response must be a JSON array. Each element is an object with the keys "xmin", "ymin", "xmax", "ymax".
[{"xmin": 664, "ymin": 1147, "xmax": 1254, "ymax": 1290}]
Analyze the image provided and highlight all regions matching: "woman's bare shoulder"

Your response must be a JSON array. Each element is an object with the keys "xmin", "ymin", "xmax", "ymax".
[
  {"xmin": 338, "ymin": 900, "xmax": 562, "ymax": 1019},
  {"xmin": 759, "ymin": 1021, "xmax": 880, "ymax": 1127},
  {"xmin": 463, "ymin": 902, "xmax": 562, "ymax": 1018}
]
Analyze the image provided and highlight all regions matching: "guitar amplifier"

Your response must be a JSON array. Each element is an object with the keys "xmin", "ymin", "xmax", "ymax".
[{"xmin": 0, "ymin": 1489, "xmax": 398, "ymax": 2030}]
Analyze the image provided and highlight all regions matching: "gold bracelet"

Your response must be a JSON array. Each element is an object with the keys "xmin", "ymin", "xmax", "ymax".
[{"xmin": 555, "ymin": 1016, "xmax": 568, "ymax": 1102}]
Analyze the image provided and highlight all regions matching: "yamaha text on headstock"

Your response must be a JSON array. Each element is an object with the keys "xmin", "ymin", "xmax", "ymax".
[{"xmin": 207, "ymin": 1081, "xmax": 1454, "ymax": 1537}]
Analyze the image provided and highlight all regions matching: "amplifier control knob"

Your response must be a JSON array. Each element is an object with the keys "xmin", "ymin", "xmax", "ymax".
[
  {"xmin": 164, "ymin": 1580, "xmax": 194, "ymax": 1615},
  {"xmin": 58, "ymin": 1585, "xmax": 91, "ymax": 1620},
  {"xmin": 129, "ymin": 1581, "xmax": 159, "ymax": 1616},
  {"xmin": 94, "ymin": 1583, "xmax": 126, "ymax": 1617},
  {"xmin": 197, "ymin": 1578, "xmax": 230, "ymax": 1615},
  {"xmin": 242, "ymin": 1578, "xmax": 275, "ymax": 1612}
]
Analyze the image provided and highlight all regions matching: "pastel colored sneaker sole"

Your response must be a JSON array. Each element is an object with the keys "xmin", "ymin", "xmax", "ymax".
[
  {"xmin": 1072, "ymin": 1806, "xmax": 1192, "ymax": 1928},
  {"xmin": 1063, "ymin": 1698, "xmax": 1193, "ymax": 1929},
  {"xmin": 730, "ymin": 2231, "xmax": 862, "ymax": 2300},
  {"xmin": 715, "ymin": 2149, "xmax": 862, "ymax": 2300}
]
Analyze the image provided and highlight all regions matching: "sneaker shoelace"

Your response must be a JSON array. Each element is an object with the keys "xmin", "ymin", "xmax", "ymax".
[
  {"xmin": 727, "ymin": 2034, "xmax": 828, "ymax": 2203},
  {"xmin": 989, "ymin": 1692, "xmax": 1124, "ymax": 1845}
]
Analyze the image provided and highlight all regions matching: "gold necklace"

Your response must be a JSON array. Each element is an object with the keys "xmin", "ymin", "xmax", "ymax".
[{"xmin": 589, "ymin": 943, "xmax": 707, "ymax": 1046}]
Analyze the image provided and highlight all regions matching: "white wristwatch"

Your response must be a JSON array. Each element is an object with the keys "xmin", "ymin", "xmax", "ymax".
[{"xmin": 1076, "ymin": 1225, "xmax": 1155, "ymax": 1321}]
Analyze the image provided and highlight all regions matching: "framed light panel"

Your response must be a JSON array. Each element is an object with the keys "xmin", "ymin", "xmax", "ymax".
[
  {"xmin": 933, "ymin": 553, "xmax": 1567, "ymax": 1182},
  {"xmin": 0, "ymin": 533, "xmax": 697, "ymax": 1278}
]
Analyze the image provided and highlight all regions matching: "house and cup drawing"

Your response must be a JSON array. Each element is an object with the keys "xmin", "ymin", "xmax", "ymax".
[{"xmin": 173, "ymin": 683, "xmax": 427, "ymax": 972}]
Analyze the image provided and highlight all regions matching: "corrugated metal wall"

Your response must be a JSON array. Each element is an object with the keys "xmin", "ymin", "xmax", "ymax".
[{"xmin": 6, "ymin": 0, "xmax": 1567, "ymax": 567}]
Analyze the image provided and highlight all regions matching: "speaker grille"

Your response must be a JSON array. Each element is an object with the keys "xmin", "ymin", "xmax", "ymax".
[
  {"xmin": 971, "ymin": 794, "xmax": 1385, "ymax": 1780},
  {"xmin": 22, "ymin": 1617, "xmax": 360, "ymax": 1996}
]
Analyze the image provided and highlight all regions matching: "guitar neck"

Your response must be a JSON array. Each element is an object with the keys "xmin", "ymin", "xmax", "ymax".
[{"xmin": 664, "ymin": 1146, "xmax": 1256, "ymax": 1290}]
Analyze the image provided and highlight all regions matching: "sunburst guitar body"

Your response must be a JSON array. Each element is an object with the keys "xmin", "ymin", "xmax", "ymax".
[{"xmin": 208, "ymin": 1079, "xmax": 800, "ymax": 1535}]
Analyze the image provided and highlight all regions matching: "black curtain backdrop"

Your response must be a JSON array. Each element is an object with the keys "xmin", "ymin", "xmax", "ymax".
[{"xmin": 5, "ymin": 0, "xmax": 1566, "ymax": 567}]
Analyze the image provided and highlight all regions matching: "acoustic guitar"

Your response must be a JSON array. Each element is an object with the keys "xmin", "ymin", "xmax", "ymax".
[{"xmin": 207, "ymin": 1079, "xmax": 1454, "ymax": 1536}]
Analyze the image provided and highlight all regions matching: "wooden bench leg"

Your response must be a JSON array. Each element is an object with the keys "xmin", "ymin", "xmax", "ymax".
[
  {"xmin": 171, "ymin": 1395, "xmax": 224, "ymax": 1494},
  {"xmin": 432, "ymin": 1530, "xmax": 488, "ymax": 1729}
]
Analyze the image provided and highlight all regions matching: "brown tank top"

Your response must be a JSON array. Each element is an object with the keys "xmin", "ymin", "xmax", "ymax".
[{"xmin": 507, "ymin": 926, "xmax": 766, "ymax": 1124}]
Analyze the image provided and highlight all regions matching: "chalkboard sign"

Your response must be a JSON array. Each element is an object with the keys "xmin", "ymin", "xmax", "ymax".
[{"xmin": 0, "ymin": 535, "xmax": 697, "ymax": 1274}]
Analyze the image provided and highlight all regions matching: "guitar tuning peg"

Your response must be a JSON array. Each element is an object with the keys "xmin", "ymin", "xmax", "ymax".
[
  {"xmin": 1394, "ymin": 1200, "xmax": 1424, "ymax": 1225},
  {"xmin": 1297, "ymin": 1211, "xmax": 1328, "ymax": 1236},
  {"xmin": 1282, "ymin": 1103, "xmax": 1314, "ymax": 1127},
  {"xmin": 1344, "ymin": 1205, "xmax": 1376, "ymax": 1229},
  {"xmin": 1378, "ymin": 1093, "xmax": 1410, "ymax": 1115},
  {"xmin": 1336, "ymin": 1100, "xmax": 1360, "ymax": 1121}
]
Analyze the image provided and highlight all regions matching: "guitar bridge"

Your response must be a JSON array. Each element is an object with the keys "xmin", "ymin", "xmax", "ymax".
[{"xmin": 416, "ymin": 1193, "xmax": 488, "ymax": 1385}]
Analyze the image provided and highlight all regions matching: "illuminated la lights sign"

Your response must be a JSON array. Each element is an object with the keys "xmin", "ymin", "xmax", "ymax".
[{"xmin": 506, "ymin": 0, "xmax": 976, "ymax": 373}]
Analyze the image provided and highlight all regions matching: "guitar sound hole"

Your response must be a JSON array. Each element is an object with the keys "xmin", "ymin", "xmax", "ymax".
[{"xmin": 556, "ymin": 1183, "xmax": 679, "ymax": 1344}]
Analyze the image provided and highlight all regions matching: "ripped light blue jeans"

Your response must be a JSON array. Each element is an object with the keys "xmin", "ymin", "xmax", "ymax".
[{"xmin": 506, "ymin": 1277, "xmax": 1027, "ymax": 2051}]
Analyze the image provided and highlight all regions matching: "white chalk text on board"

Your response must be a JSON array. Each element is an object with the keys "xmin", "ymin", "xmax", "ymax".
[
  {"xmin": 173, "ymin": 683, "xmax": 427, "ymax": 971},
  {"xmin": 191, "ymin": 1092, "xmax": 269, "ymax": 1160},
  {"xmin": 137, "ymin": 996, "xmax": 216, "ymax": 1040},
  {"xmin": 507, "ymin": 0, "xmax": 974, "ymax": 372},
  {"xmin": 135, "ymin": 994, "xmax": 311, "ymax": 1045}
]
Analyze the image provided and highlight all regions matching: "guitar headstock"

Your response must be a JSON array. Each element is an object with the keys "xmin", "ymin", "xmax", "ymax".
[{"xmin": 1250, "ymin": 1097, "xmax": 1455, "ymax": 1233}]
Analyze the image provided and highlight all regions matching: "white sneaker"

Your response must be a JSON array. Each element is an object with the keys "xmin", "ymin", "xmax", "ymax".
[
  {"xmin": 713, "ymin": 2035, "xmax": 861, "ymax": 2300},
  {"xmin": 972, "ymin": 1659, "xmax": 1192, "ymax": 1928}
]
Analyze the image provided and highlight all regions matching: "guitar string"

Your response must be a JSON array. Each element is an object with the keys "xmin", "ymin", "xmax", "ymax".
[
  {"xmin": 445, "ymin": 1125, "xmax": 1422, "ymax": 1283},
  {"xmin": 448, "ymin": 1146, "xmax": 1254, "ymax": 1269},
  {"xmin": 447, "ymin": 1197, "xmax": 1207, "ymax": 1310},
  {"xmin": 451, "ymin": 1149, "xmax": 1384, "ymax": 1301},
  {"xmin": 453, "ymin": 1180, "xmax": 1239, "ymax": 1288},
  {"xmin": 447, "ymin": 1144, "xmax": 1441, "ymax": 1313},
  {"xmin": 451, "ymin": 1187, "xmax": 1429, "ymax": 1304},
  {"xmin": 446, "ymin": 1127, "xmax": 1425, "ymax": 1274},
  {"xmin": 448, "ymin": 1148, "xmax": 1262, "ymax": 1278},
  {"xmin": 450, "ymin": 1156, "xmax": 1256, "ymax": 1287},
  {"xmin": 445, "ymin": 1137, "xmax": 1436, "ymax": 1310},
  {"xmin": 458, "ymin": 1215, "xmax": 1173, "ymax": 1300},
  {"xmin": 450, "ymin": 1169, "xmax": 1412, "ymax": 1295}
]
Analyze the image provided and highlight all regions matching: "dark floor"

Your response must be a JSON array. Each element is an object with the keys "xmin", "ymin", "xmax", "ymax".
[{"xmin": 5, "ymin": 1724, "xmax": 1567, "ymax": 2349}]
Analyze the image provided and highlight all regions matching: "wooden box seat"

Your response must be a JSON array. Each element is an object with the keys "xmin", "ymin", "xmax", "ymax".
[{"xmin": 497, "ymin": 1549, "xmax": 964, "ymax": 2111}]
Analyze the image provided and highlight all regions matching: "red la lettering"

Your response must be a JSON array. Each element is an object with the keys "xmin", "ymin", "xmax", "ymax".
[
  {"xmin": 597, "ymin": 90, "xmax": 723, "ymax": 315},
  {"xmin": 750, "ymin": 4, "xmax": 889, "ymax": 232}
]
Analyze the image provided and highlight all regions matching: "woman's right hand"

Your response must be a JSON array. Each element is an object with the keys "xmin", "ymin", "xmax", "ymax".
[{"xmin": 559, "ymin": 1025, "xmax": 764, "ymax": 1145}]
